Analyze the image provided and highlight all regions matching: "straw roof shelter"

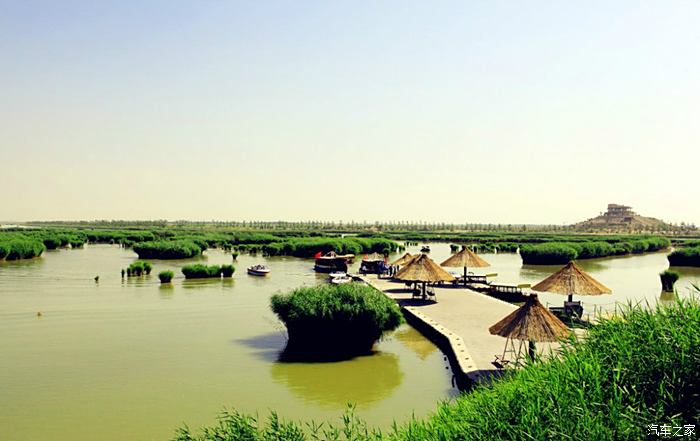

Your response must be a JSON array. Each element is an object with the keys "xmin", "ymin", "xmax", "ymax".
[
  {"xmin": 363, "ymin": 252, "xmax": 385, "ymax": 262},
  {"xmin": 441, "ymin": 246, "xmax": 490, "ymax": 285},
  {"xmin": 489, "ymin": 293, "xmax": 571, "ymax": 364},
  {"xmin": 531, "ymin": 261, "xmax": 612, "ymax": 303},
  {"xmin": 394, "ymin": 254, "xmax": 455, "ymax": 298},
  {"xmin": 391, "ymin": 252, "xmax": 414, "ymax": 267}
]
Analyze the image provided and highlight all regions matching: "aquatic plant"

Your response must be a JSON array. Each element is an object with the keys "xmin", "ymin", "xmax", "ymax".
[
  {"xmin": 520, "ymin": 243, "xmax": 578, "ymax": 264},
  {"xmin": 42, "ymin": 237, "xmax": 63, "ymax": 249},
  {"xmin": 158, "ymin": 270, "xmax": 174, "ymax": 283},
  {"xmin": 270, "ymin": 284, "xmax": 403, "ymax": 358},
  {"xmin": 133, "ymin": 240, "xmax": 203, "ymax": 259},
  {"xmin": 175, "ymin": 298, "xmax": 700, "ymax": 441},
  {"xmin": 659, "ymin": 270, "xmax": 680, "ymax": 291},
  {"xmin": 127, "ymin": 260, "xmax": 152, "ymax": 276},
  {"xmin": 181, "ymin": 264, "xmax": 222, "ymax": 279},
  {"xmin": 668, "ymin": 247, "xmax": 700, "ymax": 267},
  {"xmin": 0, "ymin": 237, "xmax": 46, "ymax": 260},
  {"xmin": 220, "ymin": 264, "xmax": 235, "ymax": 277},
  {"xmin": 520, "ymin": 237, "xmax": 670, "ymax": 264}
]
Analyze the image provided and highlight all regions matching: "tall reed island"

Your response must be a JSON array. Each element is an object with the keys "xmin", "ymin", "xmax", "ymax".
[
  {"xmin": 668, "ymin": 246, "xmax": 700, "ymax": 267},
  {"xmin": 173, "ymin": 298, "xmax": 700, "ymax": 440},
  {"xmin": 270, "ymin": 284, "xmax": 403, "ymax": 360},
  {"xmin": 520, "ymin": 237, "xmax": 670, "ymax": 264}
]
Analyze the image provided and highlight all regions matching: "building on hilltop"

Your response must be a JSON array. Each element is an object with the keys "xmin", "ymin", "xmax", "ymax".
[
  {"xmin": 601, "ymin": 204, "xmax": 635, "ymax": 223},
  {"xmin": 573, "ymin": 203, "xmax": 685, "ymax": 233}
]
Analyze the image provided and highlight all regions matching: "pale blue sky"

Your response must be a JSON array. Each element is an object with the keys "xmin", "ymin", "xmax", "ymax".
[{"xmin": 1, "ymin": 1, "xmax": 698, "ymax": 224}]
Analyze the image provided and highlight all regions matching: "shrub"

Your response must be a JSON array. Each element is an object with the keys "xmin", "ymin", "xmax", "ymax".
[
  {"xmin": 270, "ymin": 284, "xmax": 403, "ymax": 358},
  {"xmin": 520, "ymin": 243, "xmax": 578, "ymax": 264},
  {"xmin": 220, "ymin": 264, "xmax": 235, "ymax": 277},
  {"xmin": 668, "ymin": 247, "xmax": 700, "ymax": 267},
  {"xmin": 158, "ymin": 270, "xmax": 174, "ymax": 283},
  {"xmin": 659, "ymin": 270, "xmax": 680, "ymax": 291},
  {"xmin": 0, "ymin": 237, "xmax": 46, "ymax": 260},
  {"xmin": 69, "ymin": 239, "xmax": 85, "ymax": 248},
  {"xmin": 42, "ymin": 237, "xmax": 62, "ymax": 250},
  {"xmin": 182, "ymin": 264, "xmax": 222, "ymax": 279},
  {"xmin": 231, "ymin": 251, "xmax": 239, "ymax": 260},
  {"xmin": 127, "ymin": 260, "xmax": 152, "ymax": 276},
  {"xmin": 133, "ymin": 240, "xmax": 202, "ymax": 259}
]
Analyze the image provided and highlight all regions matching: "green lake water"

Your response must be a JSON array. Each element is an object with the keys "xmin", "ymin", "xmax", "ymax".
[
  {"xmin": 0, "ymin": 246, "xmax": 456, "ymax": 441},
  {"xmin": 2, "ymin": 243, "xmax": 698, "ymax": 441}
]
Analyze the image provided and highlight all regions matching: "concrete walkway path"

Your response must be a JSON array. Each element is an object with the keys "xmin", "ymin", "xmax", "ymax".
[{"xmin": 361, "ymin": 274, "xmax": 559, "ymax": 384}]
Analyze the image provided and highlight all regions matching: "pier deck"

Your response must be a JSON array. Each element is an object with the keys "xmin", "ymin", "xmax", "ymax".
[{"xmin": 361, "ymin": 274, "xmax": 560, "ymax": 386}]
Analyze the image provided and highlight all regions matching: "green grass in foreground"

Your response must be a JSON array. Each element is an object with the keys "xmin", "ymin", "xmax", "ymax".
[{"xmin": 173, "ymin": 298, "xmax": 700, "ymax": 440}]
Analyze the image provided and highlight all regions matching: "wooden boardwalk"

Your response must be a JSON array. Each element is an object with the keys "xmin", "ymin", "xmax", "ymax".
[{"xmin": 360, "ymin": 274, "xmax": 559, "ymax": 386}]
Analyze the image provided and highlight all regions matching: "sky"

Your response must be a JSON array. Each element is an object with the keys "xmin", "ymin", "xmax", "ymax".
[{"xmin": 1, "ymin": 1, "xmax": 699, "ymax": 225}]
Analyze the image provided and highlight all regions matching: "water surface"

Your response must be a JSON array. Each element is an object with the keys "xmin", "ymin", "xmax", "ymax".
[{"xmin": 0, "ymin": 245, "xmax": 456, "ymax": 441}]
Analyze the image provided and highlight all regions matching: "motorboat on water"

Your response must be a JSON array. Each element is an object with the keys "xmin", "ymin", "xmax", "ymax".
[
  {"xmin": 247, "ymin": 264, "xmax": 271, "ymax": 276},
  {"xmin": 329, "ymin": 274, "xmax": 353, "ymax": 284},
  {"xmin": 359, "ymin": 252, "xmax": 388, "ymax": 274},
  {"xmin": 313, "ymin": 251, "xmax": 354, "ymax": 273}
]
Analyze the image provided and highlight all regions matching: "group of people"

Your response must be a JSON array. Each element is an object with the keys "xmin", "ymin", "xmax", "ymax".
[{"xmin": 384, "ymin": 264, "xmax": 400, "ymax": 277}]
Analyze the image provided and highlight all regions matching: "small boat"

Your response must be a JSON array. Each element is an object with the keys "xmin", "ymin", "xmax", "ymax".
[
  {"xmin": 314, "ymin": 251, "xmax": 354, "ymax": 273},
  {"xmin": 359, "ymin": 252, "xmax": 388, "ymax": 275},
  {"xmin": 330, "ymin": 274, "xmax": 353, "ymax": 285},
  {"xmin": 421, "ymin": 246, "xmax": 431, "ymax": 253},
  {"xmin": 247, "ymin": 264, "xmax": 270, "ymax": 276},
  {"xmin": 328, "ymin": 271, "xmax": 347, "ymax": 279}
]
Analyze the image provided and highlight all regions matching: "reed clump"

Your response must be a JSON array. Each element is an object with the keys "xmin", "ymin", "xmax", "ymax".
[
  {"xmin": 220, "ymin": 264, "xmax": 235, "ymax": 277},
  {"xmin": 270, "ymin": 284, "xmax": 403, "ymax": 359},
  {"xmin": 181, "ymin": 264, "xmax": 222, "ymax": 279},
  {"xmin": 158, "ymin": 270, "xmax": 174, "ymax": 283},
  {"xmin": 0, "ymin": 236, "xmax": 46, "ymax": 260},
  {"xmin": 659, "ymin": 270, "xmax": 680, "ymax": 291},
  {"xmin": 133, "ymin": 240, "xmax": 203, "ymax": 259},
  {"xmin": 127, "ymin": 260, "xmax": 152, "ymax": 276},
  {"xmin": 668, "ymin": 247, "xmax": 700, "ymax": 267},
  {"xmin": 521, "ymin": 237, "xmax": 670, "ymax": 264}
]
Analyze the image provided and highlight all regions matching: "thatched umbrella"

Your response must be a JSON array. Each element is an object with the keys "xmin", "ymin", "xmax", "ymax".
[
  {"xmin": 391, "ymin": 252, "xmax": 414, "ymax": 267},
  {"xmin": 394, "ymin": 254, "xmax": 455, "ymax": 298},
  {"xmin": 440, "ymin": 246, "xmax": 490, "ymax": 285},
  {"xmin": 489, "ymin": 293, "xmax": 571, "ymax": 362},
  {"xmin": 531, "ymin": 261, "xmax": 612, "ymax": 303}
]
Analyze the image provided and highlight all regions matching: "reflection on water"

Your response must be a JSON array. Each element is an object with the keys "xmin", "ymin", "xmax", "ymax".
[
  {"xmin": 659, "ymin": 290, "xmax": 677, "ymax": 306},
  {"xmin": 271, "ymin": 352, "xmax": 404, "ymax": 409},
  {"xmin": 392, "ymin": 326, "xmax": 437, "ymax": 360}
]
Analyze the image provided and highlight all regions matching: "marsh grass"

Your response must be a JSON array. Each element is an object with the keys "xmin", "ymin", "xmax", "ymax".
[
  {"xmin": 158, "ymin": 270, "xmax": 174, "ymax": 283},
  {"xmin": 182, "ymin": 264, "xmax": 222, "ymax": 279},
  {"xmin": 660, "ymin": 270, "xmax": 681, "ymax": 291},
  {"xmin": 133, "ymin": 240, "xmax": 203, "ymax": 259},
  {"xmin": 270, "ymin": 284, "xmax": 403, "ymax": 359},
  {"xmin": 127, "ymin": 260, "xmax": 152, "ymax": 276},
  {"xmin": 668, "ymin": 247, "xmax": 700, "ymax": 267}
]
